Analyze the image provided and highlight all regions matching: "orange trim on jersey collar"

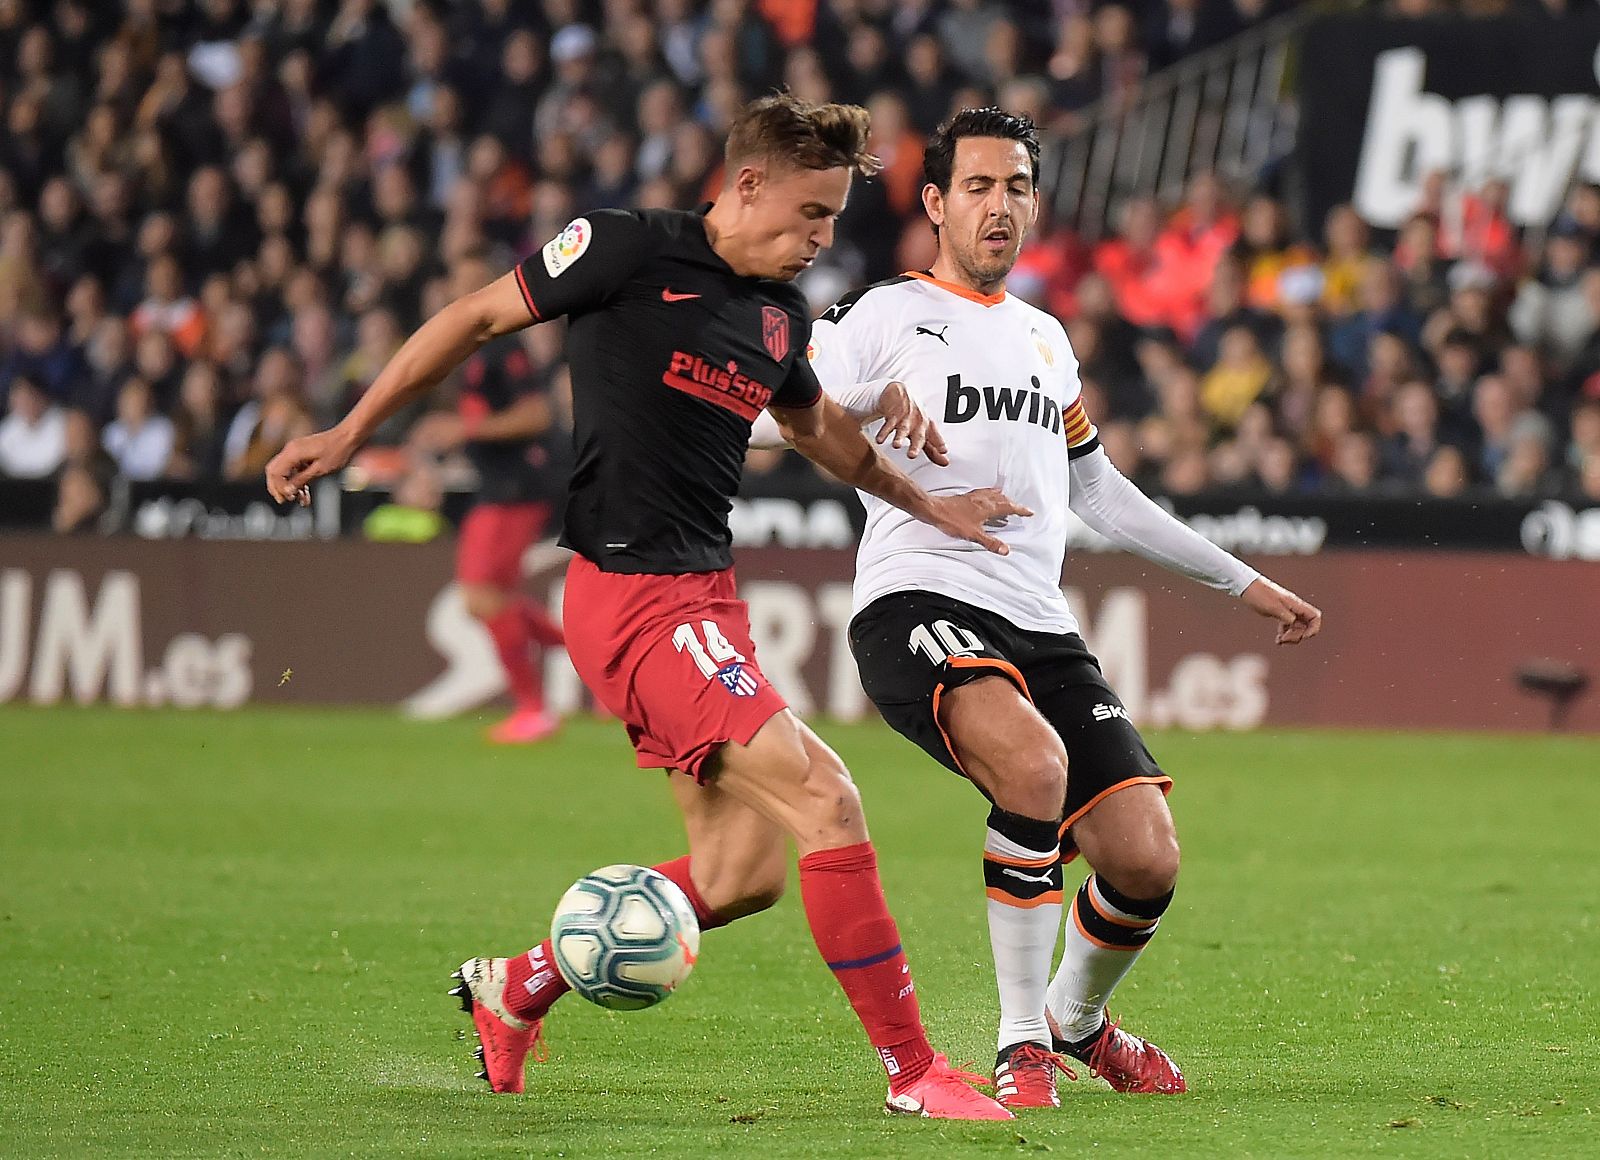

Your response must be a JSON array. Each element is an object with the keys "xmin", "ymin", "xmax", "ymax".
[{"xmin": 905, "ymin": 270, "xmax": 1007, "ymax": 307}]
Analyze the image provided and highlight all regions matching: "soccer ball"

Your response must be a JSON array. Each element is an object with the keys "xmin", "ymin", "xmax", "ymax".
[{"xmin": 549, "ymin": 864, "xmax": 701, "ymax": 1011}]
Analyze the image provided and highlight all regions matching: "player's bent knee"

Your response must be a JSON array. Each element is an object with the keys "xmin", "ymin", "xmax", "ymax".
[
  {"xmin": 1103, "ymin": 834, "xmax": 1181, "ymax": 900},
  {"xmin": 990, "ymin": 745, "xmax": 1068, "ymax": 820},
  {"xmin": 723, "ymin": 714, "xmax": 866, "ymax": 850},
  {"xmin": 791, "ymin": 756, "xmax": 866, "ymax": 851},
  {"xmin": 1152, "ymin": 832, "xmax": 1182, "ymax": 892}
]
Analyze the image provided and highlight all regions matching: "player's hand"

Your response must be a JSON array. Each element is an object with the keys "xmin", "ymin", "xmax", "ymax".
[
  {"xmin": 928, "ymin": 488, "xmax": 1033, "ymax": 555},
  {"xmin": 1241, "ymin": 577, "xmax": 1323, "ymax": 644},
  {"xmin": 265, "ymin": 427, "xmax": 358, "ymax": 506},
  {"xmin": 872, "ymin": 381, "xmax": 949, "ymax": 466}
]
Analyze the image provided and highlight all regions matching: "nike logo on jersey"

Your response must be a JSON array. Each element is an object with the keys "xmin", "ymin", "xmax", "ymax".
[
  {"xmin": 915, "ymin": 324, "xmax": 950, "ymax": 345},
  {"xmin": 1000, "ymin": 867, "xmax": 1055, "ymax": 885},
  {"xmin": 661, "ymin": 288, "xmax": 701, "ymax": 302},
  {"xmin": 944, "ymin": 373, "xmax": 1062, "ymax": 433}
]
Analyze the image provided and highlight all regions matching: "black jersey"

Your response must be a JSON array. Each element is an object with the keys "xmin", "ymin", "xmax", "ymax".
[
  {"xmin": 459, "ymin": 338, "xmax": 562, "ymax": 506},
  {"xmin": 514, "ymin": 206, "xmax": 822, "ymax": 574}
]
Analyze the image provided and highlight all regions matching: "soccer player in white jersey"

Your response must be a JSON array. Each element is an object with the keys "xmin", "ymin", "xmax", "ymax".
[{"xmin": 754, "ymin": 109, "xmax": 1322, "ymax": 1108}]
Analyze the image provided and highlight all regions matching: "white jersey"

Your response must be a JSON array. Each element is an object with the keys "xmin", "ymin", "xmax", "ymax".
[{"xmin": 808, "ymin": 272, "xmax": 1098, "ymax": 635}]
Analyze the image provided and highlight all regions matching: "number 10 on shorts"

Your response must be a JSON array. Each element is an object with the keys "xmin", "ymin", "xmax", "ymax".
[
  {"xmin": 908, "ymin": 619, "xmax": 985, "ymax": 664},
  {"xmin": 673, "ymin": 620, "xmax": 746, "ymax": 679}
]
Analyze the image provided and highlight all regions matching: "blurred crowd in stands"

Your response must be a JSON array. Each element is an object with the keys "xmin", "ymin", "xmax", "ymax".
[{"xmin": 2, "ymin": 0, "xmax": 1599, "ymax": 538}]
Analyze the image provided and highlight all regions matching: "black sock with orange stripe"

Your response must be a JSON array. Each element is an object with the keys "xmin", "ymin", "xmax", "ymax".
[
  {"xmin": 1047, "ymin": 873, "xmax": 1174, "ymax": 1047},
  {"xmin": 983, "ymin": 806, "xmax": 1064, "ymax": 1052}
]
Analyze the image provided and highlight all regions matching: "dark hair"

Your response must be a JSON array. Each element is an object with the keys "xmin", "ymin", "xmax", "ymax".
[
  {"xmin": 922, "ymin": 106, "xmax": 1041, "ymax": 198},
  {"xmin": 725, "ymin": 92, "xmax": 882, "ymax": 177}
]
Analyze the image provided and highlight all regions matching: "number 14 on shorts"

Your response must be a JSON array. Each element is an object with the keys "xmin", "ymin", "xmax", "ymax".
[{"xmin": 673, "ymin": 620, "xmax": 748, "ymax": 679}]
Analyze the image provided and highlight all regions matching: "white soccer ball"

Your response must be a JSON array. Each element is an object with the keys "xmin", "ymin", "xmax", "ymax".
[{"xmin": 549, "ymin": 864, "xmax": 701, "ymax": 1011}]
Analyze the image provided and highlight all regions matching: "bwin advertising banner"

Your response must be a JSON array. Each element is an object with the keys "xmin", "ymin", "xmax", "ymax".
[{"xmin": 1298, "ymin": 13, "xmax": 1600, "ymax": 232}]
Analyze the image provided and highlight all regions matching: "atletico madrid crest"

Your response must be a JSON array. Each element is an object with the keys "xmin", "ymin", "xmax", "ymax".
[
  {"xmin": 716, "ymin": 661, "xmax": 760, "ymax": 697},
  {"xmin": 761, "ymin": 306, "xmax": 789, "ymax": 361}
]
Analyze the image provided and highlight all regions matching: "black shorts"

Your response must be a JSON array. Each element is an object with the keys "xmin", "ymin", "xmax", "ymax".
[{"xmin": 848, "ymin": 590, "xmax": 1171, "ymax": 860}]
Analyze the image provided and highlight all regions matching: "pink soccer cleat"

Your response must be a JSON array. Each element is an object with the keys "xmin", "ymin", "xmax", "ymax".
[
  {"xmin": 450, "ymin": 957, "xmax": 547, "ymax": 1093},
  {"xmin": 885, "ymin": 1054, "xmax": 1015, "ymax": 1120},
  {"xmin": 487, "ymin": 708, "xmax": 560, "ymax": 745}
]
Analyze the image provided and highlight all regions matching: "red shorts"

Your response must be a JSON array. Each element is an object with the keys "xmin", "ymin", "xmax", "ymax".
[
  {"xmin": 455, "ymin": 502, "xmax": 552, "ymax": 587},
  {"xmin": 562, "ymin": 555, "xmax": 788, "ymax": 781}
]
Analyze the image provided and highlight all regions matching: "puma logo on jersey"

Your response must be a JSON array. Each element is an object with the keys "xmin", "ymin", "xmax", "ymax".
[
  {"xmin": 944, "ymin": 373, "xmax": 1062, "ymax": 433},
  {"xmin": 1092, "ymin": 703, "xmax": 1131, "ymax": 722},
  {"xmin": 915, "ymin": 324, "xmax": 950, "ymax": 345}
]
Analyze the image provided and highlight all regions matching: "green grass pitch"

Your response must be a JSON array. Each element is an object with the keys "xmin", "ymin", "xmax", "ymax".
[{"xmin": 3, "ymin": 707, "xmax": 1597, "ymax": 1157}]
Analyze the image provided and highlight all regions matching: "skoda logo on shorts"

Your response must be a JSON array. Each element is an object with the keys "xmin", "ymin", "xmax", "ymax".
[{"xmin": 716, "ymin": 661, "xmax": 759, "ymax": 697}]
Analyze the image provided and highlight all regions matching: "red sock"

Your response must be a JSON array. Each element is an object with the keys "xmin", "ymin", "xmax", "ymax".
[
  {"xmin": 484, "ymin": 605, "xmax": 542, "ymax": 713},
  {"xmin": 503, "ymin": 938, "xmax": 567, "ymax": 1024},
  {"xmin": 649, "ymin": 855, "xmax": 729, "ymax": 933},
  {"xmin": 798, "ymin": 841, "xmax": 934, "ymax": 1094},
  {"xmin": 515, "ymin": 596, "xmax": 565, "ymax": 648},
  {"xmin": 504, "ymin": 856, "xmax": 728, "ymax": 1022}
]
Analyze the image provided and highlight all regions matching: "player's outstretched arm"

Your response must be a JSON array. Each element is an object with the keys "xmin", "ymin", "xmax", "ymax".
[
  {"xmin": 1067, "ymin": 445, "xmax": 1323, "ymax": 644},
  {"xmin": 773, "ymin": 394, "xmax": 1028, "ymax": 555},
  {"xmin": 1240, "ymin": 576, "xmax": 1323, "ymax": 645},
  {"xmin": 752, "ymin": 381, "xmax": 948, "ymax": 464},
  {"xmin": 266, "ymin": 274, "xmax": 534, "ymax": 503},
  {"xmin": 751, "ymin": 378, "xmax": 898, "ymax": 448}
]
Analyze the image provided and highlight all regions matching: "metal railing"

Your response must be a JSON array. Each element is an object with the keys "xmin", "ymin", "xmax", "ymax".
[{"xmin": 1043, "ymin": 9, "xmax": 1315, "ymax": 241}]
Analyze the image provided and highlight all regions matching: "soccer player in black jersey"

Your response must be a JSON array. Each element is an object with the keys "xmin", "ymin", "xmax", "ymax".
[{"xmin": 267, "ymin": 95, "xmax": 1026, "ymax": 1120}]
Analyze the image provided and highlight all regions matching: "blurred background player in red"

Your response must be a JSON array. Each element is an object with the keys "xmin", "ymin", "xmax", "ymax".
[{"xmin": 412, "ymin": 252, "xmax": 567, "ymax": 743}]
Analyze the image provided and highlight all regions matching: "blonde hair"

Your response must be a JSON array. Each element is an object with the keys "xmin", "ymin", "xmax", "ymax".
[{"xmin": 725, "ymin": 92, "xmax": 882, "ymax": 178}]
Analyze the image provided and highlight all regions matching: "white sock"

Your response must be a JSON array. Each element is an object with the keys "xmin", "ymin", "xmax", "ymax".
[
  {"xmin": 1048, "ymin": 873, "xmax": 1172, "ymax": 1046},
  {"xmin": 982, "ymin": 807, "xmax": 1063, "ymax": 1053}
]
